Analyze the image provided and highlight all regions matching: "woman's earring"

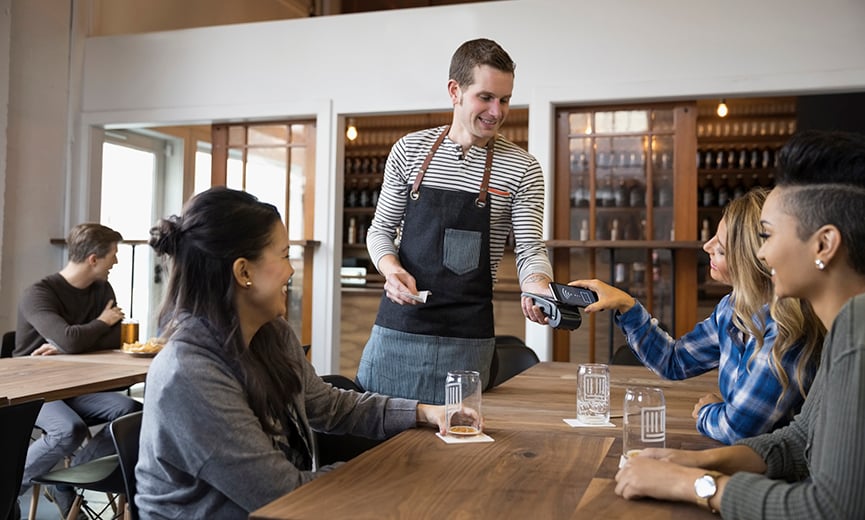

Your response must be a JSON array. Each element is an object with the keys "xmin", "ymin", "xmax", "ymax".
[
  {"xmin": 245, "ymin": 280, "xmax": 253, "ymax": 287},
  {"xmin": 815, "ymin": 259, "xmax": 826, "ymax": 271}
]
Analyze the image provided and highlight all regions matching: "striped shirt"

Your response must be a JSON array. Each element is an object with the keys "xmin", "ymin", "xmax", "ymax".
[
  {"xmin": 616, "ymin": 294, "xmax": 817, "ymax": 444},
  {"xmin": 366, "ymin": 125, "xmax": 553, "ymax": 284}
]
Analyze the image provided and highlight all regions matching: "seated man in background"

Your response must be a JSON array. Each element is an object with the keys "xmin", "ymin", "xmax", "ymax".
[{"xmin": 14, "ymin": 223, "xmax": 142, "ymax": 518}]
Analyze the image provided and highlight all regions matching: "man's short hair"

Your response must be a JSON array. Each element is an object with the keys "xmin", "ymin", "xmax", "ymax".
[
  {"xmin": 449, "ymin": 38, "xmax": 516, "ymax": 87},
  {"xmin": 67, "ymin": 223, "xmax": 123, "ymax": 262}
]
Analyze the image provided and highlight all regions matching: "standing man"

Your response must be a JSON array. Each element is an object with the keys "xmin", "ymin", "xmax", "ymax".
[
  {"xmin": 14, "ymin": 223, "xmax": 142, "ymax": 518},
  {"xmin": 357, "ymin": 38, "xmax": 554, "ymax": 404}
]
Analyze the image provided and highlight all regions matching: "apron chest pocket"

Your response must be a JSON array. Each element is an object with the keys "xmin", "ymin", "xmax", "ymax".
[{"xmin": 443, "ymin": 228, "xmax": 481, "ymax": 275}]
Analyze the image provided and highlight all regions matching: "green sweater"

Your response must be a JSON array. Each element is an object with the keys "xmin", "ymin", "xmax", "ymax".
[{"xmin": 722, "ymin": 293, "xmax": 865, "ymax": 519}]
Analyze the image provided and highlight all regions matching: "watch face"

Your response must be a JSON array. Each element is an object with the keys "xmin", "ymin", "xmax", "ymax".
[{"xmin": 695, "ymin": 475, "xmax": 717, "ymax": 498}]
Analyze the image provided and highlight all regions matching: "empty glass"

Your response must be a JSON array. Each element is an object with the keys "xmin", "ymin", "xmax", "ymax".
[
  {"xmin": 445, "ymin": 370, "xmax": 482, "ymax": 436},
  {"xmin": 577, "ymin": 363, "xmax": 610, "ymax": 424},
  {"xmin": 623, "ymin": 386, "xmax": 665, "ymax": 459}
]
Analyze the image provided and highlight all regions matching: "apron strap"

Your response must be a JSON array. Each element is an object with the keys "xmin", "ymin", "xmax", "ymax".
[
  {"xmin": 410, "ymin": 126, "xmax": 449, "ymax": 200},
  {"xmin": 410, "ymin": 125, "xmax": 495, "ymax": 206}
]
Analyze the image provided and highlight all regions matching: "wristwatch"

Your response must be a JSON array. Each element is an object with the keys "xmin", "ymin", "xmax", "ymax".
[{"xmin": 694, "ymin": 470, "xmax": 723, "ymax": 513}]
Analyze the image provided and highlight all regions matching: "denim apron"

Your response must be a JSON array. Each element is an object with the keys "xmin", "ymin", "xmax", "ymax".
[{"xmin": 357, "ymin": 126, "xmax": 496, "ymax": 404}]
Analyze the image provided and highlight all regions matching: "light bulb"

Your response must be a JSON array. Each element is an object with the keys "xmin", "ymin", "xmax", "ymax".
[
  {"xmin": 716, "ymin": 100, "xmax": 728, "ymax": 118},
  {"xmin": 346, "ymin": 119, "xmax": 358, "ymax": 141}
]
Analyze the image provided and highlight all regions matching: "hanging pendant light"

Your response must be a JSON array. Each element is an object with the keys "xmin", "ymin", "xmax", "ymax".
[{"xmin": 716, "ymin": 99, "xmax": 729, "ymax": 118}]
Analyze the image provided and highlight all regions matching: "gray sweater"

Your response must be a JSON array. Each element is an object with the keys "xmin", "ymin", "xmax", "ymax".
[
  {"xmin": 721, "ymin": 293, "xmax": 865, "ymax": 519},
  {"xmin": 135, "ymin": 316, "xmax": 419, "ymax": 519}
]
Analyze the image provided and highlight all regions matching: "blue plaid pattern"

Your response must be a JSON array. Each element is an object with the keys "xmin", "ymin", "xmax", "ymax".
[{"xmin": 616, "ymin": 294, "xmax": 817, "ymax": 444}]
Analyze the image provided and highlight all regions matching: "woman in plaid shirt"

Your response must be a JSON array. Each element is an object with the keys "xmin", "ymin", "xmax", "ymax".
[{"xmin": 572, "ymin": 188, "xmax": 824, "ymax": 444}]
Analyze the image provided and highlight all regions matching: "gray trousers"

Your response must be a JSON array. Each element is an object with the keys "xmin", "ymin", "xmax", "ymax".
[{"xmin": 19, "ymin": 392, "xmax": 142, "ymax": 495}]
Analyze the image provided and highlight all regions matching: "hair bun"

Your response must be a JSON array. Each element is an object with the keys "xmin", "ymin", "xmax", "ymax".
[{"xmin": 149, "ymin": 215, "xmax": 182, "ymax": 256}]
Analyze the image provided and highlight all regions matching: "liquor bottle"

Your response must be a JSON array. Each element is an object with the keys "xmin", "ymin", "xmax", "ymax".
[
  {"xmin": 700, "ymin": 219, "xmax": 711, "ymax": 242},
  {"xmin": 717, "ymin": 175, "xmax": 731, "ymax": 207},
  {"xmin": 346, "ymin": 178, "xmax": 359, "ymax": 208},
  {"xmin": 614, "ymin": 178, "xmax": 630, "ymax": 207},
  {"xmin": 370, "ymin": 181, "xmax": 380, "ymax": 207},
  {"xmin": 347, "ymin": 217, "xmax": 357, "ymax": 245},
  {"xmin": 657, "ymin": 175, "xmax": 672, "ymax": 207},
  {"xmin": 610, "ymin": 219, "xmax": 620, "ymax": 241},
  {"xmin": 701, "ymin": 175, "xmax": 718, "ymax": 207},
  {"xmin": 629, "ymin": 180, "xmax": 644, "ymax": 208},
  {"xmin": 359, "ymin": 179, "xmax": 371, "ymax": 208},
  {"xmin": 579, "ymin": 219, "xmax": 589, "ymax": 241},
  {"xmin": 733, "ymin": 174, "xmax": 746, "ymax": 199},
  {"xmin": 727, "ymin": 150, "xmax": 737, "ymax": 170}
]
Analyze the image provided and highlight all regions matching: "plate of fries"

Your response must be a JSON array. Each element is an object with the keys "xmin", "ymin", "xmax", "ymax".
[{"xmin": 121, "ymin": 338, "xmax": 164, "ymax": 357}]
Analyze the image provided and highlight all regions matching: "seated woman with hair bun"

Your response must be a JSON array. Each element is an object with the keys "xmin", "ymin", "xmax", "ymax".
[{"xmin": 135, "ymin": 187, "xmax": 446, "ymax": 519}]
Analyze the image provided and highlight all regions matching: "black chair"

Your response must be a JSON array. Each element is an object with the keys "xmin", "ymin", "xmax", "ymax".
[
  {"xmin": 29, "ymin": 452, "xmax": 126, "ymax": 520},
  {"xmin": 487, "ymin": 335, "xmax": 540, "ymax": 389},
  {"xmin": 314, "ymin": 375, "xmax": 383, "ymax": 467},
  {"xmin": 1, "ymin": 331, "xmax": 14, "ymax": 358},
  {"xmin": 610, "ymin": 345, "xmax": 644, "ymax": 366},
  {"xmin": 1, "ymin": 399, "xmax": 44, "ymax": 520},
  {"xmin": 110, "ymin": 411, "xmax": 142, "ymax": 520}
]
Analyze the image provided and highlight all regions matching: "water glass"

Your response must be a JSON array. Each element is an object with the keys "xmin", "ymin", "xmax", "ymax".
[
  {"xmin": 577, "ymin": 363, "xmax": 610, "ymax": 424},
  {"xmin": 445, "ymin": 370, "xmax": 482, "ymax": 436},
  {"xmin": 623, "ymin": 386, "xmax": 666, "ymax": 457}
]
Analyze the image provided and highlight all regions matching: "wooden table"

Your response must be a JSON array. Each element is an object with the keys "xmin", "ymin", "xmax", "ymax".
[
  {"xmin": 250, "ymin": 362, "xmax": 723, "ymax": 519},
  {"xmin": 0, "ymin": 350, "xmax": 152, "ymax": 405}
]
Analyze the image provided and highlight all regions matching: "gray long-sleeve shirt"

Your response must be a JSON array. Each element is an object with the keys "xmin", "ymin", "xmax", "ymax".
[
  {"xmin": 135, "ymin": 315, "xmax": 419, "ymax": 519},
  {"xmin": 721, "ymin": 293, "xmax": 865, "ymax": 519}
]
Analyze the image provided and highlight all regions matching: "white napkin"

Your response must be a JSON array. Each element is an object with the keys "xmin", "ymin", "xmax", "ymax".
[
  {"xmin": 435, "ymin": 432, "xmax": 495, "ymax": 444},
  {"xmin": 400, "ymin": 290, "xmax": 431, "ymax": 303},
  {"xmin": 563, "ymin": 418, "xmax": 616, "ymax": 428}
]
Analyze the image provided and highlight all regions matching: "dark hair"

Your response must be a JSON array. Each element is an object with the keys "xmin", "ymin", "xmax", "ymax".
[
  {"xmin": 67, "ymin": 223, "xmax": 122, "ymax": 263},
  {"xmin": 775, "ymin": 130, "xmax": 865, "ymax": 187},
  {"xmin": 150, "ymin": 187, "xmax": 300, "ymax": 435},
  {"xmin": 781, "ymin": 184, "xmax": 865, "ymax": 276},
  {"xmin": 774, "ymin": 129, "xmax": 865, "ymax": 276},
  {"xmin": 449, "ymin": 38, "xmax": 516, "ymax": 87}
]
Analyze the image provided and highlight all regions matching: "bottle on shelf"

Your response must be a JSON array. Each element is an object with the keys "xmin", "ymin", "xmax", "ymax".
[
  {"xmin": 733, "ymin": 174, "xmax": 746, "ymax": 199},
  {"xmin": 717, "ymin": 175, "xmax": 731, "ymax": 207},
  {"xmin": 610, "ymin": 218, "xmax": 620, "ymax": 241},
  {"xmin": 700, "ymin": 219, "xmax": 711, "ymax": 242},
  {"xmin": 579, "ymin": 219, "xmax": 589, "ymax": 241},
  {"xmin": 359, "ymin": 179, "xmax": 371, "ymax": 208},
  {"xmin": 656, "ymin": 175, "xmax": 672, "ymax": 207},
  {"xmin": 346, "ymin": 178, "xmax": 359, "ymax": 208},
  {"xmin": 614, "ymin": 178, "xmax": 630, "ymax": 208},
  {"xmin": 628, "ymin": 180, "xmax": 645, "ymax": 208},
  {"xmin": 347, "ymin": 217, "xmax": 357, "ymax": 245},
  {"xmin": 701, "ymin": 175, "xmax": 717, "ymax": 207},
  {"xmin": 370, "ymin": 181, "xmax": 380, "ymax": 207}
]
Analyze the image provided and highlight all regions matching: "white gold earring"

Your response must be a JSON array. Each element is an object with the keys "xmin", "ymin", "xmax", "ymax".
[{"xmin": 815, "ymin": 259, "xmax": 826, "ymax": 271}]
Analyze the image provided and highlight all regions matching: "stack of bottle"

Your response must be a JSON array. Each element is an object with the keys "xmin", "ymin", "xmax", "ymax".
[
  {"xmin": 696, "ymin": 147, "xmax": 780, "ymax": 171},
  {"xmin": 699, "ymin": 172, "xmax": 773, "ymax": 208}
]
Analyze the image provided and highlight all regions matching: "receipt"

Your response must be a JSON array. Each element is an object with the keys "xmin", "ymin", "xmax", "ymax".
[{"xmin": 400, "ymin": 290, "xmax": 431, "ymax": 303}]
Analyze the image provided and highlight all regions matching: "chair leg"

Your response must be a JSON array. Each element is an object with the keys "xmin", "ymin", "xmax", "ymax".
[
  {"xmin": 28, "ymin": 483, "xmax": 40, "ymax": 520},
  {"xmin": 66, "ymin": 494, "xmax": 83, "ymax": 520}
]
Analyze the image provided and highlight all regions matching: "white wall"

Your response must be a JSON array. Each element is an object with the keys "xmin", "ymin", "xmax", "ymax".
[{"xmin": 3, "ymin": 0, "xmax": 865, "ymax": 368}]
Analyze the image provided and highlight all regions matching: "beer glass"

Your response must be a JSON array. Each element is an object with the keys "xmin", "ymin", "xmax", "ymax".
[
  {"xmin": 623, "ymin": 386, "xmax": 665, "ymax": 459},
  {"xmin": 445, "ymin": 370, "xmax": 482, "ymax": 436},
  {"xmin": 120, "ymin": 319, "xmax": 139, "ymax": 345},
  {"xmin": 577, "ymin": 363, "xmax": 610, "ymax": 424}
]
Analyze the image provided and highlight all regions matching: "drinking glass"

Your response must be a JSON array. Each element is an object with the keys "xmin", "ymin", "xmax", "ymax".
[
  {"xmin": 445, "ymin": 370, "xmax": 482, "ymax": 436},
  {"xmin": 623, "ymin": 386, "xmax": 665, "ymax": 459},
  {"xmin": 120, "ymin": 319, "xmax": 139, "ymax": 345},
  {"xmin": 577, "ymin": 363, "xmax": 610, "ymax": 424}
]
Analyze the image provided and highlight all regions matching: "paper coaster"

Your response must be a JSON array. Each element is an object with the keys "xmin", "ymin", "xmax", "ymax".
[
  {"xmin": 563, "ymin": 418, "xmax": 616, "ymax": 428},
  {"xmin": 435, "ymin": 432, "xmax": 495, "ymax": 444}
]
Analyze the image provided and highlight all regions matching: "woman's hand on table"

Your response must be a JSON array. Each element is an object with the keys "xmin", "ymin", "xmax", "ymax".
[
  {"xmin": 615, "ymin": 456, "xmax": 704, "ymax": 502},
  {"xmin": 693, "ymin": 393, "xmax": 723, "ymax": 419},
  {"xmin": 416, "ymin": 404, "xmax": 447, "ymax": 434}
]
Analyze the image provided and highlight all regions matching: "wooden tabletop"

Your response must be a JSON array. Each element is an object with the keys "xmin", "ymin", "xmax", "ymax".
[
  {"xmin": 251, "ymin": 362, "xmax": 722, "ymax": 520},
  {"xmin": 0, "ymin": 350, "xmax": 152, "ymax": 405}
]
